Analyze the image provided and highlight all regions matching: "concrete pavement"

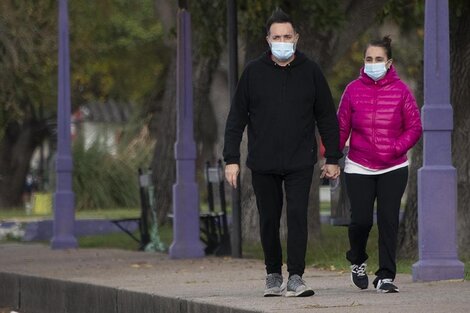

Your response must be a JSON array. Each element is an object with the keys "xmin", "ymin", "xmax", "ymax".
[{"xmin": 0, "ymin": 243, "xmax": 469, "ymax": 313}]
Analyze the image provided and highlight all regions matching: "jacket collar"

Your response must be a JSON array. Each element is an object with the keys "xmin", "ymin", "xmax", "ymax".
[{"xmin": 359, "ymin": 65, "xmax": 400, "ymax": 86}]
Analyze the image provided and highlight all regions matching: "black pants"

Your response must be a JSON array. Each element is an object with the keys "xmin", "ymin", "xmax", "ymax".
[
  {"xmin": 251, "ymin": 167, "xmax": 314, "ymax": 277},
  {"xmin": 345, "ymin": 167, "xmax": 408, "ymax": 280}
]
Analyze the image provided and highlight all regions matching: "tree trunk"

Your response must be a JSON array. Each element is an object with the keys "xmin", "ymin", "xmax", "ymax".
[
  {"xmin": 193, "ymin": 56, "xmax": 220, "ymax": 169},
  {"xmin": 450, "ymin": 2, "xmax": 470, "ymax": 257},
  {"xmin": 150, "ymin": 55, "xmax": 177, "ymax": 223},
  {"xmin": 0, "ymin": 120, "xmax": 46, "ymax": 208},
  {"xmin": 397, "ymin": 137, "xmax": 422, "ymax": 259}
]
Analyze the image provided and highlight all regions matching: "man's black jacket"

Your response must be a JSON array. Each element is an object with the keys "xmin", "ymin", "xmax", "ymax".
[{"xmin": 223, "ymin": 51, "xmax": 342, "ymax": 173}]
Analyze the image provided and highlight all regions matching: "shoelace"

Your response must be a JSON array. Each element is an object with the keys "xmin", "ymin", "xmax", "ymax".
[
  {"xmin": 357, "ymin": 264, "xmax": 367, "ymax": 276},
  {"xmin": 352, "ymin": 264, "xmax": 367, "ymax": 277},
  {"xmin": 288, "ymin": 275, "xmax": 306, "ymax": 290},
  {"xmin": 266, "ymin": 274, "xmax": 282, "ymax": 288},
  {"xmin": 377, "ymin": 278, "xmax": 393, "ymax": 288}
]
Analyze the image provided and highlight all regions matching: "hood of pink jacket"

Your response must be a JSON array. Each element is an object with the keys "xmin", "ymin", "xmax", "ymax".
[{"xmin": 337, "ymin": 66, "xmax": 423, "ymax": 169}]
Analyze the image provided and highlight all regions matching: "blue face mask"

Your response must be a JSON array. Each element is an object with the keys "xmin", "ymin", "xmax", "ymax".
[
  {"xmin": 364, "ymin": 62, "xmax": 388, "ymax": 81},
  {"xmin": 270, "ymin": 42, "xmax": 295, "ymax": 61}
]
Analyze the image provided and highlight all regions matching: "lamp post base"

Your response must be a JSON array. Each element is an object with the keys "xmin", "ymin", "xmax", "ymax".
[
  {"xmin": 412, "ymin": 259, "xmax": 464, "ymax": 282},
  {"xmin": 50, "ymin": 235, "xmax": 78, "ymax": 250},
  {"xmin": 169, "ymin": 242, "xmax": 205, "ymax": 259}
]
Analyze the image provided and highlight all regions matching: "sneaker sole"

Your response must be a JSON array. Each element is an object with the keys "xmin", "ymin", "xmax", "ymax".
[
  {"xmin": 264, "ymin": 286, "xmax": 285, "ymax": 297},
  {"xmin": 377, "ymin": 288, "xmax": 399, "ymax": 293},
  {"xmin": 285, "ymin": 289, "xmax": 315, "ymax": 297}
]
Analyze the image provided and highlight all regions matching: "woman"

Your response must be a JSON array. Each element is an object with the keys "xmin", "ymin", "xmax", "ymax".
[{"xmin": 337, "ymin": 36, "xmax": 422, "ymax": 293}]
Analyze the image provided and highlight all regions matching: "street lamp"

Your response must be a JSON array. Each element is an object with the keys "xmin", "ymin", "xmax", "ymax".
[
  {"xmin": 169, "ymin": 0, "xmax": 205, "ymax": 259},
  {"xmin": 51, "ymin": 0, "xmax": 77, "ymax": 249},
  {"xmin": 412, "ymin": 0, "xmax": 464, "ymax": 281}
]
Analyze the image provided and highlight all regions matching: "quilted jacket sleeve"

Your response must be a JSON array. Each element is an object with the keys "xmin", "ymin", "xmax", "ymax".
[
  {"xmin": 394, "ymin": 88, "xmax": 423, "ymax": 156},
  {"xmin": 337, "ymin": 88, "xmax": 352, "ymax": 152}
]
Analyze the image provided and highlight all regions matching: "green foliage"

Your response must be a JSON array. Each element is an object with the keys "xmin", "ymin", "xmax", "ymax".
[
  {"xmin": 328, "ymin": 37, "xmax": 368, "ymax": 104},
  {"xmin": 328, "ymin": 1, "xmax": 426, "ymax": 105},
  {"xmin": 0, "ymin": 0, "xmax": 57, "ymax": 136},
  {"xmin": 379, "ymin": 0, "xmax": 424, "ymax": 32},
  {"xmin": 72, "ymin": 126, "xmax": 154, "ymax": 210},
  {"xmin": 191, "ymin": 0, "xmax": 226, "ymax": 59},
  {"xmin": 69, "ymin": 0, "xmax": 166, "ymax": 105},
  {"xmin": 238, "ymin": 0, "xmax": 345, "ymax": 40},
  {"xmin": 238, "ymin": 0, "xmax": 276, "ymax": 36},
  {"xmin": 294, "ymin": 0, "xmax": 345, "ymax": 33},
  {"xmin": 78, "ymin": 223, "xmax": 173, "ymax": 250}
]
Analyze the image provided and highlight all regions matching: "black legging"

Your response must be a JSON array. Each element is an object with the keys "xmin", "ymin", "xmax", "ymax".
[{"xmin": 345, "ymin": 167, "xmax": 408, "ymax": 280}]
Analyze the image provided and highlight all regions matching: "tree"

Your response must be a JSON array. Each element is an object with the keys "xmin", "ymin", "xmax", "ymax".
[
  {"xmin": 0, "ymin": 1, "xmax": 57, "ymax": 208},
  {"xmin": 0, "ymin": 0, "xmax": 165, "ymax": 208}
]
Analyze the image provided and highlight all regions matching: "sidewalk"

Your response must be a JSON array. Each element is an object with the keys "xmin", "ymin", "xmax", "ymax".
[{"xmin": 1, "ymin": 243, "xmax": 469, "ymax": 313}]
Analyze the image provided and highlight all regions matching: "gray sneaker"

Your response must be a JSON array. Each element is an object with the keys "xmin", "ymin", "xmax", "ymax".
[
  {"xmin": 263, "ymin": 273, "xmax": 284, "ymax": 297},
  {"xmin": 285, "ymin": 274, "xmax": 315, "ymax": 297}
]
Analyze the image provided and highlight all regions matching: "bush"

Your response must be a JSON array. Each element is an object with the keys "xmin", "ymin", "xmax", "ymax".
[{"xmin": 72, "ymin": 126, "xmax": 153, "ymax": 210}]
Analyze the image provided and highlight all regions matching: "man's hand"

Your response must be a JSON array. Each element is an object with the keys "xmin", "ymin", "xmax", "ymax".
[
  {"xmin": 320, "ymin": 164, "xmax": 340, "ymax": 179},
  {"xmin": 225, "ymin": 164, "xmax": 240, "ymax": 188}
]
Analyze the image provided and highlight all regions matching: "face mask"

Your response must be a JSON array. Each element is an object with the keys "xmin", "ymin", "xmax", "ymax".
[
  {"xmin": 364, "ymin": 62, "xmax": 388, "ymax": 81},
  {"xmin": 270, "ymin": 42, "xmax": 295, "ymax": 61}
]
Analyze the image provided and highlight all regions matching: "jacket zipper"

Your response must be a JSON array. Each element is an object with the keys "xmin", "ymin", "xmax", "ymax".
[
  {"xmin": 372, "ymin": 81, "xmax": 377, "ymax": 151},
  {"xmin": 280, "ymin": 68, "xmax": 288, "ymax": 173}
]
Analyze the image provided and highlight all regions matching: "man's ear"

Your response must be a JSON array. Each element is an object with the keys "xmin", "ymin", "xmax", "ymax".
[{"xmin": 387, "ymin": 59, "xmax": 393, "ymax": 69}]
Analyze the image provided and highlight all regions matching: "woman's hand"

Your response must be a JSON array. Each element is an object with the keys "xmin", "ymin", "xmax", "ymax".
[{"xmin": 320, "ymin": 164, "xmax": 341, "ymax": 179}]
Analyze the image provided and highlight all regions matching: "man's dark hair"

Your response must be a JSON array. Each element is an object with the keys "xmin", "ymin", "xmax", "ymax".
[{"xmin": 266, "ymin": 8, "xmax": 296, "ymax": 35}]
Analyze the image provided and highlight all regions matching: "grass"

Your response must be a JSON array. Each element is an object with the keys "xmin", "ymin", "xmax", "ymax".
[
  {"xmin": 0, "ymin": 208, "xmax": 141, "ymax": 221},
  {"xmin": 1, "ymin": 207, "xmax": 469, "ymax": 280},
  {"xmin": 78, "ymin": 223, "xmax": 173, "ymax": 250}
]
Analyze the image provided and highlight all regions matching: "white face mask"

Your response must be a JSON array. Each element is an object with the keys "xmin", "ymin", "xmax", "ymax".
[
  {"xmin": 270, "ymin": 42, "xmax": 295, "ymax": 61},
  {"xmin": 364, "ymin": 62, "xmax": 388, "ymax": 81}
]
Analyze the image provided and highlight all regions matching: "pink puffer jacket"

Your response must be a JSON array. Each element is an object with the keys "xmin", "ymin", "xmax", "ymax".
[{"xmin": 337, "ymin": 66, "xmax": 422, "ymax": 169}]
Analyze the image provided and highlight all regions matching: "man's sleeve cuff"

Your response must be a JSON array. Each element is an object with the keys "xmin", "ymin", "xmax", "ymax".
[
  {"xmin": 325, "ymin": 158, "xmax": 339, "ymax": 165},
  {"xmin": 224, "ymin": 157, "xmax": 240, "ymax": 165}
]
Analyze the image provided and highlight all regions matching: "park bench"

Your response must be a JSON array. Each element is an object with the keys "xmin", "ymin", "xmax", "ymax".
[
  {"xmin": 111, "ymin": 168, "xmax": 151, "ymax": 250},
  {"xmin": 200, "ymin": 160, "xmax": 231, "ymax": 255}
]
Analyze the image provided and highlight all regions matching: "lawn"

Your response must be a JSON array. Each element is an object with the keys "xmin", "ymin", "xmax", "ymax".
[
  {"xmin": 77, "ymin": 222, "xmax": 470, "ymax": 280},
  {"xmin": 1, "ymin": 207, "xmax": 468, "ymax": 280}
]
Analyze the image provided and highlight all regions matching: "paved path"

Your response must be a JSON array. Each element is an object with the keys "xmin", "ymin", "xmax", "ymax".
[{"xmin": 0, "ymin": 243, "xmax": 469, "ymax": 313}]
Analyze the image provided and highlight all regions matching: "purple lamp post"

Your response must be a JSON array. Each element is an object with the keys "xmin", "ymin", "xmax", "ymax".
[
  {"xmin": 412, "ymin": 0, "xmax": 464, "ymax": 281},
  {"xmin": 169, "ymin": 0, "xmax": 205, "ymax": 259},
  {"xmin": 50, "ymin": 0, "xmax": 77, "ymax": 249}
]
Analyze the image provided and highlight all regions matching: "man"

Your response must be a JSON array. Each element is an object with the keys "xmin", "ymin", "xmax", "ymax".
[{"xmin": 223, "ymin": 9, "xmax": 342, "ymax": 297}]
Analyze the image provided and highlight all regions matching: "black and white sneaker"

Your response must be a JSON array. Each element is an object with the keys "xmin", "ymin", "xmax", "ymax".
[
  {"xmin": 375, "ymin": 278, "xmax": 399, "ymax": 293},
  {"xmin": 351, "ymin": 263, "xmax": 368, "ymax": 289}
]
